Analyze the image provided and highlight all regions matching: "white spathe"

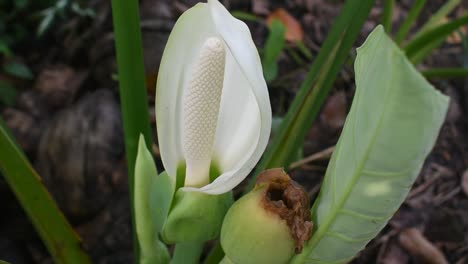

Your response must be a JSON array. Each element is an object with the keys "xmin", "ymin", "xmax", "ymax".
[{"xmin": 156, "ymin": 0, "xmax": 272, "ymax": 195}]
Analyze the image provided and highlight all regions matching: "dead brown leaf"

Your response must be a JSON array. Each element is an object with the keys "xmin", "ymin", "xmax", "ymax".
[{"xmin": 266, "ymin": 8, "xmax": 304, "ymax": 42}]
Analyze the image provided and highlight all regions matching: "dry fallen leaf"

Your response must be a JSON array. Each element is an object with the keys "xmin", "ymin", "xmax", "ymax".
[{"xmin": 266, "ymin": 8, "xmax": 304, "ymax": 42}]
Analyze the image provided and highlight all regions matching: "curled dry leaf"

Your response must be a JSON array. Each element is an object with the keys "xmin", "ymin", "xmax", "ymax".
[
  {"xmin": 266, "ymin": 8, "xmax": 304, "ymax": 42},
  {"xmin": 399, "ymin": 228, "xmax": 448, "ymax": 264}
]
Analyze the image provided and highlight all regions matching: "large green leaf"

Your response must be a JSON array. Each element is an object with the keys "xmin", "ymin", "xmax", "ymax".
[{"xmin": 291, "ymin": 26, "xmax": 449, "ymax": 264}]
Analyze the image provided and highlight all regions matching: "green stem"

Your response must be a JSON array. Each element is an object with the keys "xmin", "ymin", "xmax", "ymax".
[
  {"xmin": 413, "ymin": 0, "xmax": 461, "ymax": 38},
  {"xmin": 421, "ymin": 68, "xmax": 468, "ymax": 79},
  {"xmin": 111, "ymin": 0, "xmax": 153, "ymax": 262},
  {"xmin": 382, "ymin": 0, "xmax": 395, "ymax": 33},
  {"xmin": 0, "ymin": 119, "xmax": 91, "ymax": 263},
  {"xmin": 171, "ymin": 242, "xmax": 204, "ymax": 264},
  {"xmin": 204, "ymin": 242, "xmax": 225, "ymax": 264},
  {"xmin": 404, "ymin": 14, "xmax": 468, "ymax": 63},
  {"xmin": 395, "ymin": 0, "xmax": 426, "ymax": 44}
]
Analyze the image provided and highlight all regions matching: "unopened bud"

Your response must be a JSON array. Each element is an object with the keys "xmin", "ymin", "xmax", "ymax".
[{"xmin": 221, "ymin": 168, "xmax": 313, "ymax": 264}]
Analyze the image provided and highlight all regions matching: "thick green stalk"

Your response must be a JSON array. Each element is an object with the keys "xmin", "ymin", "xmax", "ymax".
[
  {"xmin": 395, "ymin": 0, "xmax": 427, "ymax": 44},
  {"xmin": 0, "ymin": 119, "xmax": 91, "ymax": 263},
  {"xmin": 247, "ymin": 0, "xmax": 375, "ymax": 191},
  {"xmin": 111, "ymin": 0, "xmax": 153, "ymax": 261}
]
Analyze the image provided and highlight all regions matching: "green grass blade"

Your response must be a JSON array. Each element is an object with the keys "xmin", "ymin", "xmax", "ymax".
[
  {"xmin": 291, "ymin": 26, "xmax": 448, "ymax": 264},
  {"xmin": 262, "ymin": 19, "xmax": 286, "ymax": 82},
  {"xmin": 404, "ymin": 13, "xmax": 468, "ymax": 64},
  {"xmin": 408, "ymin": 37, "xmax": 446, "ymax": 65},
  {"xmin": 395, "ymin": 0, "xmax": 426, "ymax": 44},
  {"xmin": 422, "ymin": 68, "xmax": 468, "ymax": 79},
  {"xmin": 414, "ymin": 0, "xmax": 461, "ymax": 38},
  {"xmin": 247, "ymin": 0, "xmax": 375, "ymax": 191},
  {"xmin": 382, "ymin": 0, "xmax": 395, "ymax": 33},
  {"xmin": 111, "ymin": 0, "xmax": 154, "ymax": 261},
  {"xmin": 0, "ymin": 119, "xmax": 91, "ymax": 263}
]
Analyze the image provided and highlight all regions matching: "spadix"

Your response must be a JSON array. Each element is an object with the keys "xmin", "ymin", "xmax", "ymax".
[
  {"xmin": 183, "ymin": 37, "xmax": 225, "ymax": 187},
  {"xmin": 156, "ymin": 0, "xmax": 272, "ymax": 194}
]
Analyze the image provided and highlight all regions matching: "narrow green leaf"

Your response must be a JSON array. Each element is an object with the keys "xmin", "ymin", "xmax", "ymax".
[
  {"xmin": 231, "ymin": 11, "xmax": 260, "ymax": 22},
  {"xmin": 405, "ymin": 13, "xmax": 468, "ymax": 64},
  {"xmin": 414, "ymin": 0, "xmax": 461, "ymax": 38},
  {"xmin": 407, "ymin": 37, "xmax": 446, "ymax": 65},
  {"xmin": 262, "ymin": 19, "xmax": 286, "ymax": 82},
  {"xmin": 3, "ymin": 61, "xmax": 33, "ymax": 79},
  {"xmin": 0, "ymin": 119, "xmax": 91, "ymax": 263},
  {"xmin": 248, "ymin": 0, "xmax": 375, "ymax": 190},
  {"xmin": 381, "ymin": 0, "xmax": 395, "ymax": 33},
  {"xmin": 291, "ymin": 26, "xmax": 449, "ymax": 264},
  {"xmin": 111, "ymin": 0, "xmax": 154, "ymax": 260},
  {"xmin": 395, "ymin": 0, "xmax": 426, "ymax": 44},
  {"xmin": 296, "ymin": 41, "xmax": 313, "ymax": 60},
  {"xmin": 421, "ymin": 68, "xmax": 468, "ymax": 79}
]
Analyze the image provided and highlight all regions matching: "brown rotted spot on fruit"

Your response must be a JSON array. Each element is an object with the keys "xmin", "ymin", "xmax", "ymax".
[{"xmin": 257, "ymin": 168, "xmax": 314, "ymax": 253}]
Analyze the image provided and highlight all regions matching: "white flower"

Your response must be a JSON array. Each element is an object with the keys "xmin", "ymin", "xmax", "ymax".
[{"xmin": 156, "ymin": 0, "xmax": 272, "ymax": 195}]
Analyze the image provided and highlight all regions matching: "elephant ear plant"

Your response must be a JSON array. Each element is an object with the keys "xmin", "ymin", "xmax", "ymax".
[{"xmin": 133, "ymin": 1, "xmax": 448, "ymax": 264}]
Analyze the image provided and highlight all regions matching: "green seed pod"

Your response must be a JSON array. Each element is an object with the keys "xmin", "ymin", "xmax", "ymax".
[
  {"xmin": 162, "ymin": 189, "xmax": 233, "ymax": 243},
  {"xmin": 221, "ymin": 168, "xmax": 313, "ymax": 264}
]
